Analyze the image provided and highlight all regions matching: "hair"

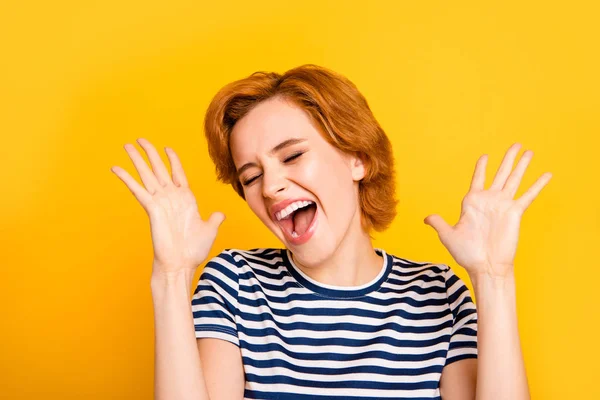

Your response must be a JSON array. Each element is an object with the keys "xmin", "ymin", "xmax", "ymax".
[{"xmin": 204, "ymin": 64, "xmax": 398, "ymax": 234}]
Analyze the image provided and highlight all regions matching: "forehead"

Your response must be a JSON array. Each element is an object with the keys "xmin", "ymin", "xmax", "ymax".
[{"xmin": 229, "ymin": 97, "xmax": 320, "ymax": 163}]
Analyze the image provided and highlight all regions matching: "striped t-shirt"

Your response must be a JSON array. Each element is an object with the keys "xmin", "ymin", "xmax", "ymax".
[{"xmin": 191, "ymin": 247, "xmax": 478, "ymax": 400}]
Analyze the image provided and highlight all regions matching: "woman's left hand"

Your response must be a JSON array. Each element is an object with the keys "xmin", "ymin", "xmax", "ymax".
[{"xmin": 424, "ymin": 143, "xmax": 552, "ymax": 279}]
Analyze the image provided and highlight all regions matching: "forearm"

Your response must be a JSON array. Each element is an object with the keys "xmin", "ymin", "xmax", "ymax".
[
  {"xmin": 151, "ymin": 268, "xmax": 210, "ymax": 400},
  {"xmin": 471, "ymin": 270, "xmax": 530, "ymax": 400}
]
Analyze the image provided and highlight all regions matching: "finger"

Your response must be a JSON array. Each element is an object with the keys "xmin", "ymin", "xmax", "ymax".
[
  {"xmin": 424, "ymin": 214, "xmax": 452, "ymax": 239},
  {"xmin": 469, "ymin": 154, "xmax": 488, "ymax": 192},
  {"xmin": 124, "ymin": 143, "xmax": 162, "ymax": 194},
  {"xmin": 503, "ymin": 150, "xmax": 533, "ymax": 198},
  {"xmin": 165, "ymin": 147, "xmax": 190, "ymax": 188},
  {"xmin": 208, "ymin": 211, "xmax": 226, "ymax": 229},
  {"xmin": 515, "ymin": 172, "xmax": 553, "ymax": 211},
  {"xmin": 490, "ymin": 143, "xmax": 522, "ymax": 191},
  {"xmin": 111, "ymin": 166, "xmax": 154, "ymax": 209},
  {"xmin": 136, "ymin": 138, "xmax": 173, "ymax": 188}
]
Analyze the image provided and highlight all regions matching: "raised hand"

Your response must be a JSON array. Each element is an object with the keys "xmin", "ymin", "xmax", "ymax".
[
  {"xmin": 423, "ymin": 143, "xmax": 552, "ymax": 278},
  {"xmin": 111, "ymin": 138, "xmax": 226, "ymax": 276}
]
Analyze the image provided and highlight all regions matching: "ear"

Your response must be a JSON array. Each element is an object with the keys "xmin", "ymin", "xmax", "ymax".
[{"xmin": 349, "ymin": 152, "xmax": 367, "ymax": 182}]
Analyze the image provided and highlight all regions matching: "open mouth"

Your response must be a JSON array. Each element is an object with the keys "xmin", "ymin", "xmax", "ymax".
[{"xmin": 276, "ymin": 202, "xmax": 318, "ymax": 242}]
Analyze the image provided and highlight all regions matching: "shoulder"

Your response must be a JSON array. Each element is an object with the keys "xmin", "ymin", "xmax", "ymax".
[
  {"xmin": 385, "ymin": 251, "xmax": 470, "ymax": 296},
  {"xmin": 204, "ymin": 247, "xmax": 283, "ymax": 271},
  {"xmin": 197, "ymin": 248, "xmax": 282, "ymax": 291},
  {"xmin": 386, "ymin": 250, "xmax": 451, "ymax": 279},
  {"xmin": 389, "ymin": 255, "xmax": 476, "ymax": 312},
  {"xmin": 385, "ymin": 252, "xmax": 474, "ymax": 313}
]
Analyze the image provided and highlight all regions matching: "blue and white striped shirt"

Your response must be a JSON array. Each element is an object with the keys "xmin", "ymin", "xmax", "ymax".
[{"xmin": 191, "ymin": 247, "xmax": 478, "ymax": 399}]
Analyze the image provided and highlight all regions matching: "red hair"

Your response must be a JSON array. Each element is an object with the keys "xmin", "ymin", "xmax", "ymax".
[{"xmin": 204, "ymin": 64, "xmax": 398, "ymax": 233}]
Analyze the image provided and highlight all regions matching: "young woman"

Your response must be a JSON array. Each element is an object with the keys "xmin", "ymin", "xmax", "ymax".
[{"xmin": 111, "ymin": 64, "xmax": 551, "ymax": 400}]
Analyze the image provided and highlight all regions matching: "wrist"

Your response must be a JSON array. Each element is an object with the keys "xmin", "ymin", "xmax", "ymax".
[
  {"xmin": 470, "ymin": 269, "xmax": 517, "ymax": 295},
  {"xmin": 469, "ymin": 262, "xmax": 514, "ymax": 282},
  {"xmin": 151, "ymin": 268, "xmax": 195, "ymax": 291},
  {"xmin": 152, "ymin": 259, "xmax": 197, "ymax": 278}
]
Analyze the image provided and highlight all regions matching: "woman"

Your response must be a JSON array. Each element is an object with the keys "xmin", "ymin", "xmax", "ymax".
[{"xmin": 111, "ymin": 64, "xmax": 551, "ymax": 400}]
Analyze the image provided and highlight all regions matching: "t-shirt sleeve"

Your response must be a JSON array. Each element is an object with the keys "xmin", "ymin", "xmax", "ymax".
[
  {"xmin": 443, "ymin": 265, "xmax": 478, "ymax": 367},
  {"xmin": 191, "ymin": 249, "xmax": 240, "ymax": 347}
]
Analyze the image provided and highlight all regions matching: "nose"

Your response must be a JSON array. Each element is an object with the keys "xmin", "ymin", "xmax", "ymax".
[{"xmin": 262, "ymin": 165, "xmax": 288, "ymax": 199}]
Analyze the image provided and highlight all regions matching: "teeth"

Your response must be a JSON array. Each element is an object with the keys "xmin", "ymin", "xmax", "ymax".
[
  {"xmin": 275, "ymin": 200, "xmax": 314, "ymax": 221},
  {"xmin": 292, "ymin": 231, "xmax": 299, "ymax": 238}
]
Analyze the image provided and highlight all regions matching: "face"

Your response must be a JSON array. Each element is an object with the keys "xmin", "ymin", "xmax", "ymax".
[{"xmin": 229, "ymin": 96, "xmax": 366, "ymax": 265}]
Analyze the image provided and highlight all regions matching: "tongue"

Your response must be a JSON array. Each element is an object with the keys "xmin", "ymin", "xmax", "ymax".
[{"xmin": 292, "ymin": 205, "xmax": 316, "ymax": 236}]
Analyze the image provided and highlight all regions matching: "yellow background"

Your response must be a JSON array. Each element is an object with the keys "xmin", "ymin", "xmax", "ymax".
[{"xmin": 1, "ymin": 0, "xmax": 598, "ymax": 398}]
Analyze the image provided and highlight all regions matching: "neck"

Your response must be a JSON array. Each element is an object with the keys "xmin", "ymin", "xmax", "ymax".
[{"xmin": 290, "ymin": 213, "xmax": 383, "ymax": 287}]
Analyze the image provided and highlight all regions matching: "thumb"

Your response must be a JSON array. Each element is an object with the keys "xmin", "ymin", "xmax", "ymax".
[
  {"xmin": 424, "ymin": 214, "xmax": 452, "ymax": 238},
  {"xmin": 208, "ymin": 211, "xmax": 226, "ymax": 229}
]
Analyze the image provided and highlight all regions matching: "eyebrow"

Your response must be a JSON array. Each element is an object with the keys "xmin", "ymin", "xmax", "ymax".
[{"xmin": 236, "ymin": 137, "xmax": 308, "ymax": 177}]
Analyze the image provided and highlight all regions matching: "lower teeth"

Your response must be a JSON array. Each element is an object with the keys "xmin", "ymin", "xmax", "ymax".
[{"xmin": 292, "ymin": 231, "xmax": 299, "ymax": 238}]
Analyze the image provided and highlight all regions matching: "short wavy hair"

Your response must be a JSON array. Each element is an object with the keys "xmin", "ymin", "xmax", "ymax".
[{"xmin": 204, "ymin": 64, "xmax": 398, "ymax": 233}]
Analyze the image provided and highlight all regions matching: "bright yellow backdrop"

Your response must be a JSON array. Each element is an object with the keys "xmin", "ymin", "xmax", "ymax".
[{"xmin": 1, "ymin": 0, "xmax": 598, "ymax": 399}]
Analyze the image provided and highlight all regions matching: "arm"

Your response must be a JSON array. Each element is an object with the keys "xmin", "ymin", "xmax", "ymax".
[
  {"xmin": 151, "ymin": 269, "xmax": 211, "ymax": 400},
  {"xmin": 111, "ymin": 139, "xmax": 237, "ymax": 399},
  {"xmin": 439, "ymin": 267, "xmax": 478, "ymax": 399},
  {"xmin": 424, "ymin": 144, "xmax": 551, "ymax": 399},
  {"xmin": 191, "ymin": 250, "xmax": 245, "ymax": 399},
  {"xmin": 439, "ymin": 358, "xmax": 477, "ymax": 399},
  {"xmin": 471, "ymin": 271, "xmax": 529, "ymax": 400},
  {"xmin": 197, "ymin": 338, "xmax": 245, "ymax": 399}
]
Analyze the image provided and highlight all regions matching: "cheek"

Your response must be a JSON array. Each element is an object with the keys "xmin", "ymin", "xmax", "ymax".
[
  {"xmin": 298, "ymin": 158, "xmax": 322, "ymax": 183},
  {"xmin": 301, "ymin": 156, "xmax": 355, "ymax": 206}
]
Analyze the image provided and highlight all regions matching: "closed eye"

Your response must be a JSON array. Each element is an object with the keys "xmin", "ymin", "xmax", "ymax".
[
  {"xmin": 242, "ymin": 174, "xmax": 260, "ymax": 186},
  {"xmin": 284, "ymin": 152, "xmax": 304, "ymax": 163},
  {"xmin": 241, "ymin": 151, "xmax": 306, "ymax": 186}
]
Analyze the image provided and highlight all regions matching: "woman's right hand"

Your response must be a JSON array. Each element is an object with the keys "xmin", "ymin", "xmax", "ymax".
[{"xmin": 110, "ymin": 138, "xmax": 226, "ymax": 277}]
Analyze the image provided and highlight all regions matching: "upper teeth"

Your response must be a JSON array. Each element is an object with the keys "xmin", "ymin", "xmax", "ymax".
[{"xmin": 275, "ymin": 200, "xmax": 314, "ymax": 221}]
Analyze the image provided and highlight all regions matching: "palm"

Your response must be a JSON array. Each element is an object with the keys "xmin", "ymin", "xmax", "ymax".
[
  {"xmin": 148, "ymin": 187, "xmax": 219, "ymax": 271},
  {"xmin": 440, "ymin": 191, "xmax": 522, "ymax": 276},
  {"xmin": 424, "ymin": 143, "xmax": 552, "ymax": 278}
]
